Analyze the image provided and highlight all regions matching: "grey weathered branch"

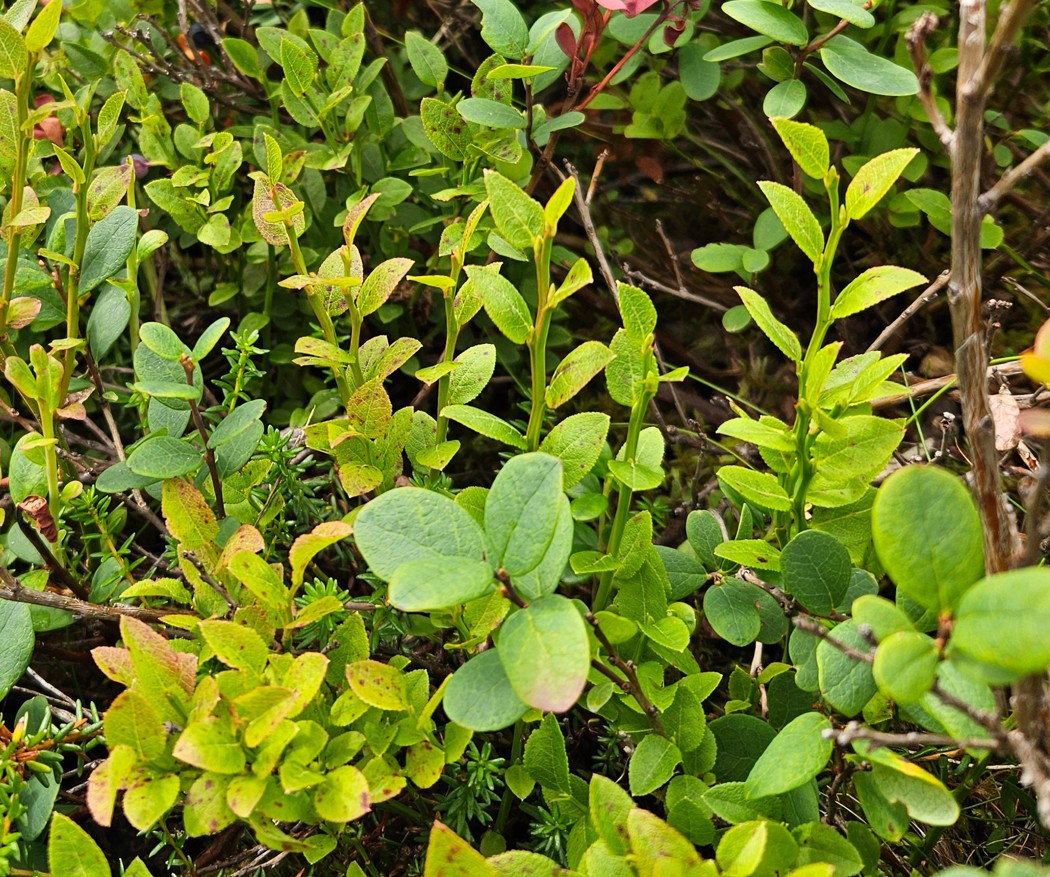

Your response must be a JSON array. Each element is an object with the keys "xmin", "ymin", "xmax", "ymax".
[
  {"xmin": 0, "ymin": 564, "xmax": 187, "ymax": 625},
  {"xmin": 980, "ymin": 139, "xmax": 1050, "ymax": 213}
]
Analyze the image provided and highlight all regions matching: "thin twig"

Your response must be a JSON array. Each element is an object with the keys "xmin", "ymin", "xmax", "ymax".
[
  {"xmin": 180, "ymin": 550, "xmax": 236, "ymax": 611},
  {"xmin": 872, "ymin": 360, "xmax": 1024, "ymax": 409},
  {"xmin": 980, "ymin": 139, "xmax": 1050, "ymax": 213},
  {"xmin": 866, "ymin": 270, "xmax": 950, "ymax": 352},
  {"xmin": 791, "ymin": 615, "xmax": 873, "ymax": 663},
  {"xmin": 565, "ymin": 157, "xmax": 618, "ymax": 302},
  {"xmin": 587, "ymin": 612, "xmax": 667, "ymax": 736},
  {"xmin": 826, "ymin": 720, "xmax": 1003, "ymax": 752},
  {"xmin": 906, "ymin": 14, "xmax": 954, "ymax": 148},
  {"xmin": 0, "ymin": 564, "xmax": 189, "ymax": 625}
]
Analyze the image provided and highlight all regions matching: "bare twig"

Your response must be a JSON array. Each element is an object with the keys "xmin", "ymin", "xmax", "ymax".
[
  {"xmin": 565, "ymin": 157, "xmax": 618, "ymax": 301},
  {"xmin": 866, "ymin": 270, "xmax": 950, "ymax": 352},
  {"xmin": 791, "ymin": 615, "xmax": 873, "ymax": 663},
  {"xmin": 0, "ymin": 564, "xmax": 188, "ymax": 625},
  {"xmin": 906, "ymin": 14, "xmax": 954, "ymax": 148},
  {"xmin": 826, "ymin": 720, "xmax": 1003, "ymax": 752},
  {"xmin": 980, "ymin": 139, "xmax": 1050, "ymax": 213},
  {"xmin": 871, "ymin": 360, "xmax": 1024, "ymax": 408},
  {"xmin": 587, "ymin": 612, "xmax": 667, "ymax": 736}
]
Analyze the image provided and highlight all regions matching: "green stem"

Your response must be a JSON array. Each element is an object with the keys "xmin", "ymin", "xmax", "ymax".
[
  {"xmin": 58, "ymin": 122, "xmax": 98, "ymax": 406},
  {"xmin": 435, "ymin": 290, "xmax": 459, "ymax": 445},
  {"xmin": 287, "ymin": 231, "xmax": 353, "ymax": 407},
  {"xmin": 0, "ymin": 70, "xmax": 33, "ymax": 351},
  {"xmin": 126, "ymin": 158, "xmax": 141, "ymax": 354},
  {"xmin": 39, "ymin": 402, "xmax": 60, "ymax": 529},
  {"xmin": 788, "ymin": 174, "xmax": 848, "ymax": 528},
  {"xmin": 524, "ymin": 237, "xmax": 554, "ymax": 451},
  {"xmin": 594, "ymin": 388, "xmax": 651, "ymax": 612},
  {"xmin": 494, "ymin": 718, "xmax": 526, "ymax": 834}
]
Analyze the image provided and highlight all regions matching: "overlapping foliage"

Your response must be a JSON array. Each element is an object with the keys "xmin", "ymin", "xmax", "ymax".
[{"xmin": 1, "ymin": 0, "xmax": 1050, "ymax": 875}]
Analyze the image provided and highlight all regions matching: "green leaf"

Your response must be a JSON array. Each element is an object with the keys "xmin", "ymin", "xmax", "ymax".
[
  {"xmin": 48, "ymin": 812, "xmax": 109, "ymax": 877},
  {"xmin": 524, "ymin": 713, "xmax": 571, "ymax": 794},
  {"xmin": 425, "ymin": 821, "xmax": 499, "ymax": 877},
  {"xmin": 687, "ymin": 510, "xmax": 726, "ymax": 570},
  {"xmin": 845, "ymin": 149, "xmax": 920, "ymax": 220},
  {"xmin": 126, "ymin": 436, "xmax": 200, "ymax": 479},
  {"xmin": 173, "ymin": 718, "xmax": 246, "ymax": 774},
  {"xmin": 498, "ymin": 595, "xmax": 589, "ymax": 712},
  {"xmin": 863, "ymin": 748, "xmax": 960, "ymax": 826},
  {"xmin": 198, "ymin": 620, "xmax": 269, "ymax": 674},
  {"xmin": 289, "ymin": 521, "xmax": 354, "ymax": 590},
  {"xmin": 162, "ymin": 479, "xmax": 217, "ymax": 549},
  {"xmin": 314, "ymin": 765, "xmax": 371, "ymax": 822},
  {"xmin": 820, "ymin": 36, "xmax": 918, "ymax": 96},
  {"xmin": 722, "ymin": 0, "xmax": 809, "ymax": 45},
  {"xmin": 806, "ymin": 0, "xmax": 874, "ymax": 26},
  {"xmin": 87, "ymin": 285, "xmax": 130, "ymax": 359},
  {"xmin": 222, "ymin": 37, "xmax": 262, "ymax": 78},
  {"xmin": 465, "ymin": 264, "xmax": 532, "ymax": 344},
  {"xmin": 816, "ymin": 620, "xmax": 876, "ymax": 716},
  {"xmin": 952, "ymin": 568, "xmax": 1050, "ymax": 682},
  {"xmin": 545, "ymin": 340, "xmax": 614, "ymax": 408},
  {"xmin": 405, "ymin": 30, "xmax": 448, "ymax": 88},
  {"xmin": 180, "ymin": 81, "xmax": 209, "ymax": 125},
  {"xmin": 719, "ymin": 464, "xmax": 792, "ymax": 511},
  {"xmin": 80, "ymin": 206, "xmax": 139, "ymax": 294},
  {"xmin": 0, "ymin": 600, "xmax": 33, "ymax": 699},
  {"xmin": 472, "ymin": 0, "xmax": 529, "ymax": 58},
  {"xmin": 745, "ymin": 713, "xmax": 833, "ymax": 797},
  {"xmin": 550, "ymin": 256, "xmax": 593, "ymax": 306},
  {"xmin": 280, "ymin": 39, "xmax": 317, "ymax": 94},
  {"xmin": 389, "ymin": 557, "xmax": 495, "ymax": 611},
  {"xmin": 781, "ymin": 530, "xmax": 851, "ymax": 615},
  {"xmin": 347, "ymin": 659, "xmax": 407, "ymax": 710},
  {"xmin": 717, "ymin": 820, "xmax": 799, "ymax": 877},
  {"xmin": 619, "ymin": 283, "xmax": 658, "ymax": 340},
  {"xmin": 736, "ymin": 286, "xmax": 802, "ymax": 362},
  {"xmin": 539, "ymin": 412, "xmax": 610, "ymax": 489},
  {"xmin": 590, "ymin": 774, "xmax": 634, "ymax": 855},
  {"xmin": 704, "ymin": 578, "xmax": 762, "ymax": 646},
  {"xmin": 629, "ymin": 734, "xmax": 682, "ymax": 796},
  {"xmin": 354, "ymin": 486, "xmax": 486, "ymax": 581},
  {"xmin": 447, "ymin": 344, "xmax": 496, "ymax": 406},
  {"xmin": 444, "ymin": 650, "xmax": 528, "ymax": 732},
  {"xmin": 630, "ymin": 809, "xmax": 706, "ymax": 872},
  {"xmin": 831, "ymin": 265, "xmax": 926, "ymax": 320},
  {"xmin": 421, "ymin": 97, "xmax": 471, "ymax": 160},
  {"xmin": 871, "ymin": 466, "xmax": 984, "ymax": 612},
  {"xmin": 811, "ymin": 415, "xmax": 904, "ymax": 483},
  {"xmin": 442, "ymin": 404, "xmax": 527, "ymax": 449},
  {"xmin": 873, "ymin": 631, "xmax": 938, "ymax": 704},
  {"xmin": 763, "ymin": 79, "xmax": 807, "ymax": 118},
  {"xmin": 0, "ymin": 18, "xmax": 27, "ymax": 79},
  {"xmin": 756, "ymin": 182, "xmax": 823, "ymax": 265},
  {"xmin": 485, "ymin": 453, "xmax": 571, "ymax": 597},
  {"xmin": 794, "ymin": 823, "xmax": 864, "ymax": 876},
  {"xmin": 457, "ymin": 97, "xmax": 525, "ymax": 129},
  {"xmin": 704, "ymin": 35, "xmax": 774, "ymax": 62},
  {"xmin": 358, "ymin": 257, "xmax": 413, "ymax": 317},
  {"xmin": 770, "ymin": 117, "xmax": 829, "ymax": 180},
  {"xmin": 718, "ymin": 415, "xmax": 795, "ymax": 452},
  {"xmin": 25, "ymin": 0, "xmax": 61, "ymax": 53},
  {"xmin": 484, "ymin": 169, "xmax": 543, "ymax": 251},
  {"xmin": 679, "ymin": 42, "xmax": 721, "ymax": 100}
]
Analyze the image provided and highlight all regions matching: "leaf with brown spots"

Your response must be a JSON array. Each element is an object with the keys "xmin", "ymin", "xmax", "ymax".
[{"xmin": 424, "ymin": 821, "xmax": 498, "ymax": 877}]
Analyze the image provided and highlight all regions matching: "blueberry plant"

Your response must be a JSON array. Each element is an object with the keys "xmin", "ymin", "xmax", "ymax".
[{"xmin": 2, "ymin": 0, "xmax": 1050, "ymax": 875}]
